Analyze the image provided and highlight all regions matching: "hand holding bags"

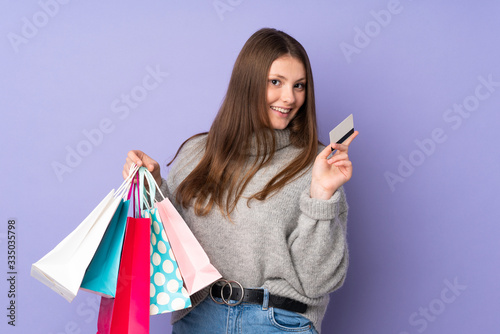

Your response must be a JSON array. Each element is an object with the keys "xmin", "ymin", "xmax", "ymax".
[
  {"xmin": 31, "ymin": 165, "xmax": 139, "ymax": 302},
  {"xmin": 33, "ymin": 163, "xmax": 219, "ymax": 332}
]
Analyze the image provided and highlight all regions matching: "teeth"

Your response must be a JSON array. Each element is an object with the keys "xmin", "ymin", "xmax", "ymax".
[{"xmin": 271, "ymin": 106, "xmax": 291, "ymax": 114}]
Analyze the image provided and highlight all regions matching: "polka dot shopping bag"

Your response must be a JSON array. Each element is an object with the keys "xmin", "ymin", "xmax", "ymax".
[
  {"xmin": 138, "ymin": 167, "xmax": 191, "ymax": 315},
  {"xmin": 143, "ymin": 208, "xmax": 191, "ymax": 314}
]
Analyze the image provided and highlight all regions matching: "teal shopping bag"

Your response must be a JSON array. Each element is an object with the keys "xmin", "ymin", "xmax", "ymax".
[{"xmin": 80, "ymin": 199, "xmax": 130, "ymax": 297}]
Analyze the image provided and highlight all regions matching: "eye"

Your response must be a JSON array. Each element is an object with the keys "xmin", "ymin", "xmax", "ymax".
[
  {"xmin": 270, "ymin": 79, "xmax": 281, "ymax": 86},
  {"xmin": 294, "ymin": 82, "xmax": 306, "ymax": 90}
]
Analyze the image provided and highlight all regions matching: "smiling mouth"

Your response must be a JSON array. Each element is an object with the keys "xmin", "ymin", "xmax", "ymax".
[{"xmin": 270, "ymin": 106, "xmax": 292, "ymax": 114}]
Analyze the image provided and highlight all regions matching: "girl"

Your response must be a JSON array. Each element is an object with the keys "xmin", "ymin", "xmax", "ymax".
[{"xmin": 123, "ymin": 28, "xmax": 358, "ymax": 334}]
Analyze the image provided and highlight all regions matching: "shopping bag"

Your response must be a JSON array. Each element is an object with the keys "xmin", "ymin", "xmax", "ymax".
[
  {"xmin": 100, "ymin": 217, "xmax": 150, "ymax": 334},
  {"xmin": 151, "ymin": 173, "xmax": 222, "ymax": 295},
  {"xmin": 146, "ymin": 207, "xmax": 192, "ymax": 314},
  {"xmin": 137, "ymin": 167, "xmax": 191, "ymax": 314},
  {"xmin": 31, "ymin": 166, "xmax": 138, "ymax": 302},
  {"xmin": 31, "ymin": 193, "xmax": 119, "ymax": 302},
  {"xmin": 97, "ymin": 296, "xmax": 115, "ymax": 334},
  {"xmin": 96, "ymin": 222, "xmax": 150, "ymax": 333},
  {"xmin": 104, "ymin": 173, "xmax": 150, "ymax": 334},
  {"xmin": 80, "ymin": 199, "xmax": 130, "ymax": 297}
]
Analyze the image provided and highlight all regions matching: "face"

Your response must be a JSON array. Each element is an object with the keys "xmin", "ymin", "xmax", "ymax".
[{"xmin": 266, "ymin": 55, "xmax": 306, "ymax": 130}]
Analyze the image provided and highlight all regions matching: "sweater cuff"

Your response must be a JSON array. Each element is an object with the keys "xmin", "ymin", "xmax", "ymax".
[{"xmin": 299, "ymin": 186, "xmax": 342, "ymax": 221}]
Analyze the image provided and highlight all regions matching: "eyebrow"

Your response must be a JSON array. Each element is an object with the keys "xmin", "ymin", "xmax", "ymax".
[{"xmin": 269, "ymin": 74, "xmax": 306, "ymax": 82}]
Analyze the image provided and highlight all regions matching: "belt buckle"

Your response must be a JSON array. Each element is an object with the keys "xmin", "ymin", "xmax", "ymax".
[{"xmin": 209, "ymin": 279, "xmax": 244, "ymax": 306}]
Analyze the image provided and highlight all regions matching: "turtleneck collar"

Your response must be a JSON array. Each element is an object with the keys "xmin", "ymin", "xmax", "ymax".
[{"xmin": 248, "ymin": 128, "xmax": 291, "ymax": 156}]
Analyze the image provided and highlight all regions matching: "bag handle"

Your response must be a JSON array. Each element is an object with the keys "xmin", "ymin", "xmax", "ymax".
[
  {"xmin": 141, "ymin": 168, "xmax": 166, "ymax": 202},
  {"xmin": 132, "ymin": 172, "xmax": 142, "ymax": 218},
  {"xmin": 115, "ymin": 164, "xmax": 139, "ymax": 200},
  {"xmin": 126, "ymin": 163, "xmax": 141, "ymax": 202},
  {"xmin": 138, "ymin": 167, "xmax": 155, "ymax": 211}
]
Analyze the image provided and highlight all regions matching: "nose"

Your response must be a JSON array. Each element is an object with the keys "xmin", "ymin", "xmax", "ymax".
[{"xmin": 280, "ymin": 86, "xmax": 295, "ymax": 105}]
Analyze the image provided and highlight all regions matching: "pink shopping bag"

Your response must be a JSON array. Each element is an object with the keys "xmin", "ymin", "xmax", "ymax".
[
  {"xmin": 97, "ymin": 296, "xmax": 114, "ymax": 333},
  {"xmin": 156, "ymin": 198, "xmax": 221, "ymax": 295},
  {"xmin": 97, "ymin": 217, "xmax": 150, "ymax": 334},
  {"xmin": 97, "ymin": 172, "xmax": 150, "ymax": 333}
]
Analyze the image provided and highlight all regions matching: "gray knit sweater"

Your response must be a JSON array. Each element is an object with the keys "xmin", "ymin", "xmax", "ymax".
[{"xmin": 158, "ymin": 129, "xmax": 349, "ymax": 333}]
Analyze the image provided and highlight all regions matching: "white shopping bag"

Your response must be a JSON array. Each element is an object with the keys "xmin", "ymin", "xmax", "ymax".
[{"xmin": 31, "ymin": 166, "xmax": 139, "ymax": 302}]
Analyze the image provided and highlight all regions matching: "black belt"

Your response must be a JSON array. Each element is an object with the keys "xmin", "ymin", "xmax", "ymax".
[{"xmin": 209, "ymin": 280, "xmax": 307, "ymax": 314}]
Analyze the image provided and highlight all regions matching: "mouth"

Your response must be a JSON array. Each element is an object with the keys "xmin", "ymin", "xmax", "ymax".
[{"xmin": 270, "ymin": 106, "xmax": 292, "ymax": 114}]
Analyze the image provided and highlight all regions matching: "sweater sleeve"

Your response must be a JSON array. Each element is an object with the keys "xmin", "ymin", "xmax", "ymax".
[
  {"xmin": 155, "ymin": 134, "xmax": 207, "ymax": 211},
  {"xmin": 287, "ymin": 186, "xmax": 349, "ymax": 299}
]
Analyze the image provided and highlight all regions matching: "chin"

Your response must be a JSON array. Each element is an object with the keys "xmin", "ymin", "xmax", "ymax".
[{"xmin": 271, "ymin": 124, "xmax": 288, "ymax": 130}]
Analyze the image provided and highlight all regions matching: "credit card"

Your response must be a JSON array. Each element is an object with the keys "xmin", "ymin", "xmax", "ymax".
[{"xmin": 329, "ymin": 114, "xmax": 354, "ymax": 150}]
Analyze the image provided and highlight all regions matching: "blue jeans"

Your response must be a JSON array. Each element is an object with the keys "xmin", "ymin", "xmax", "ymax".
[{"xmin": 172, "ymin": 289, "xmax": 317, "ymax": 334}]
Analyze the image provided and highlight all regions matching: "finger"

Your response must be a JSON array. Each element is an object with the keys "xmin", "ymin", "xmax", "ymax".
[
  {"xmin": 125, "ymin": 156, "xmax": 136, "ymax": 169},
  {"xmin": 123, "ymin": 164, "xmax": 138, "ymax": 182},
  {"xmin": 332, "ymin": 131, "xmax": 359, "ymax": 151},
  {"xmin": 332, "ymin": 160, "xmax": 352, "ymax": 168},
  {"xmin": 331, "ymin": 142, "xmax": 348, "ymax": 153},
  {"xmin": 333, "ymin": 161, "xmax": 353, "ymax": 179},
  {"xmin": 317, "ymin": 144, "xmax": 335, "ymax": 159},
  {"xmin": 146, "ymin": 161, "xmax": 159, "ymax": 173},
  {"xmin": 124, "ymin": 157, "xmax": 137, "ymax": 175},
  {"xmin": 123, "ymin": 164, "xmax": 138, "ymax": 180},
  {"xmin": 342, "ymin": 130, "xmax": 359, "ymax": 147},
  {"xmin": 330, "ymin": 148, "xmax": 346, "ymax": 157},
  {"xmin": 132, "ymin": 151, "xmax": 159, "ymax": 172},
  {"xmin": 127, "ymin": 150, "xmax": 145, "ymax": 166},
  {"xmin": 124, "ymin": 151, "xmax": 144, "ymax": 181},
  {"xmin": 328, "ymin": 153, "xmax": 349, "ymax": 164},
  {"xmin": 123, "ymin": 160, "xmax": 134, "ymax": 179}
]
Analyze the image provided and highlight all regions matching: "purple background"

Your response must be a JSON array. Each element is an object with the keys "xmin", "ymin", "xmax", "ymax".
[{"xmin": 2, "ymin": 1, "xmax": 499, "ymax": 333}]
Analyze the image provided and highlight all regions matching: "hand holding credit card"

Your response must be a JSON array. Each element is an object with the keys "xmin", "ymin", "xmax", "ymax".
[
  {"xmin": 310, "ymin": 114, "xmax": 357, "ymax": 199},
  {"xmin": 329, "ymin": 114, "xmax": 354, "ymax": 150}
]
